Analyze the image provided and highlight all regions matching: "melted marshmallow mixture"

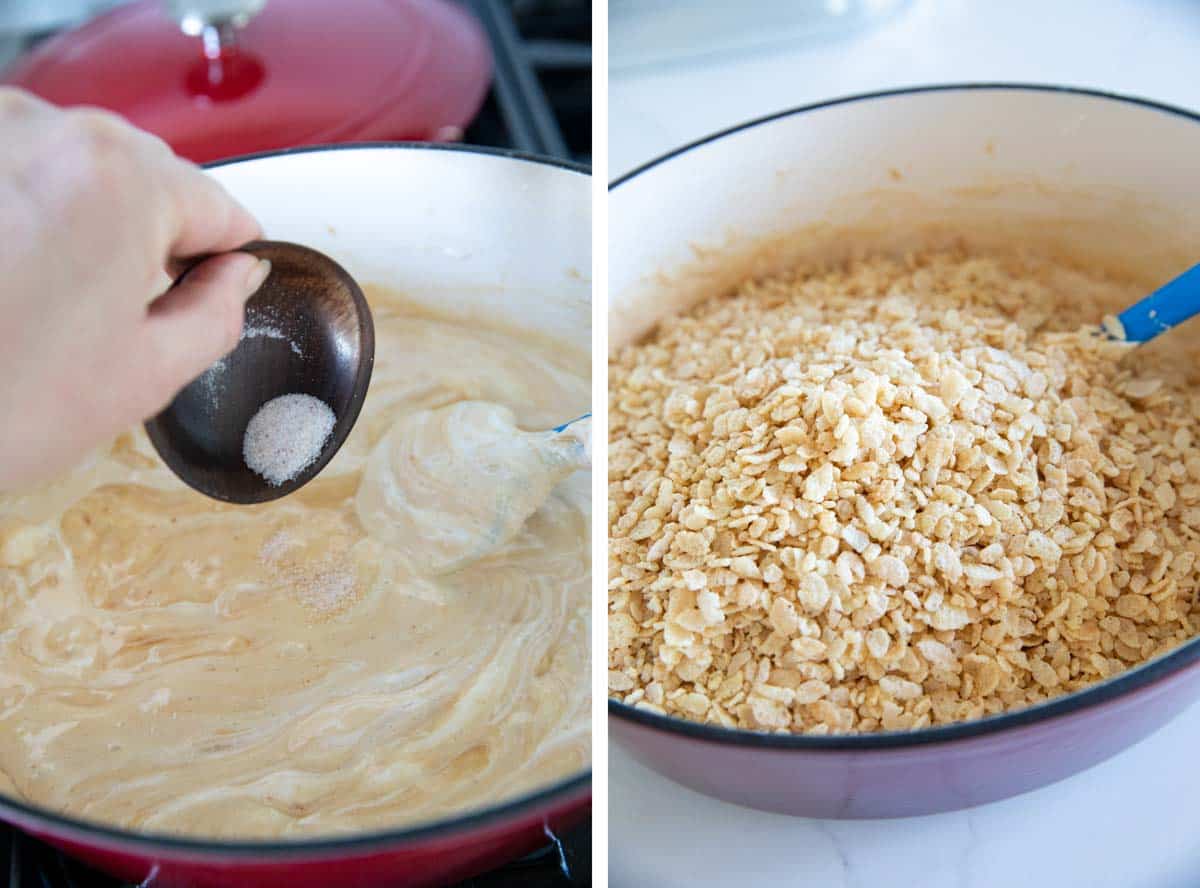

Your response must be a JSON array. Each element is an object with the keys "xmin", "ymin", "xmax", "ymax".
[
  {"xmin": 0, "ymin": 288, "xmax": 590, "ymax": 838},
  {"xmin": 359, "ymin": 402, "xmax": 590, "ymax": 574}
]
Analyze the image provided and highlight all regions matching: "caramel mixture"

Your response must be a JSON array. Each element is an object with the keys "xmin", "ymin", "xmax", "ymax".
[{"xmin": 0, "ymin": 288, "xmax": 590, "ymax": 838}]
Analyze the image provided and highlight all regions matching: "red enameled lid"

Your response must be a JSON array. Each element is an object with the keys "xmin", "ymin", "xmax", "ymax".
[{"xmin": 2, "ymin": 0, "xmax": 492, "ymax": 162}]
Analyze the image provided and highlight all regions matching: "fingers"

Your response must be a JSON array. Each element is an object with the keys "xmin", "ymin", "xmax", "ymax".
[
  {"xmin": 136, "ymin": 252, "xmax": 272, "ymax": 413},
  {"xmin": 163, "ymin": 163, "xmax": 263, "ymax": 260},
  {"xmin": 2, "ymin": 92, "xmax": 84, "ymax": 182},
  {"xmin": 79, "ymin": 106, "xmax": 264, "ymax": 261},
  {"xmin": 15, "ymin": 99, "xmax": 262, "ymax": 265},
  {"xmin": 0, "ymin": 87, "xmax": 54, "ymax": 121}
]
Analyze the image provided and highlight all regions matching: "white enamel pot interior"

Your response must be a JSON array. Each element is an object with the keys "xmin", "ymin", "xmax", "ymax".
[
  {"xmin": 215, "ymin": 145, "xmax": 591, "ymax": 353},
  {"xmin": 610, "ymin": 84, "xmax": 1200, "ymax": 348},
  {"xmin": 608, "ymin": 85, "xmax": 1200, "ymax": 818}
]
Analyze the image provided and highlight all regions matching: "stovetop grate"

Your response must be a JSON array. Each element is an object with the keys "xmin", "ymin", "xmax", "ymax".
[
  {"xmin": 463, "ymin": 0, "xmax": 590, "ymax": 164},
  {"xmin": 1, "ymin": 819, "xmax": 590, "ymax": 887},
  {"xmin": 6, "ymin": 824, "xmax": 105, "ymax": 888}
]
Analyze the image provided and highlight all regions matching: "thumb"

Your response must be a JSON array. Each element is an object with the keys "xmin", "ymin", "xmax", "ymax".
[{"xmin": 139, "ymin": 252, "xmax": 271, "ymax": 410}]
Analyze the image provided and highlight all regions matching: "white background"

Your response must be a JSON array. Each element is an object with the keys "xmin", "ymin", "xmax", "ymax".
[
  {"xmin": 610, "ymin": 0, "xmax": 1200, "ymax": 176},
  {"xmin": 608, "ymin": 1, "xmax": 1200, "ymax": 885}
]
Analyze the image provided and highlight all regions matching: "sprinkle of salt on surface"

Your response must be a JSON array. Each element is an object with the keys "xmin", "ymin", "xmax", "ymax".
[
  {"xmin": 199, "ymin": 321, "xmax": 303, "ymax": 411},
  {"xmin": 243, "ymin": 323, "xmax": 304, "ymax": 357},
  {"xmin": 260, "ymin": 531, "xmax": 297, "ymax": 562},
  {"xmin": 259, "ymin": 530, "xmax": 359, "ymax": 616}
]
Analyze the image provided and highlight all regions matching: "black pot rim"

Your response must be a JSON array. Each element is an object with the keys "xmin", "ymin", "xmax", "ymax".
[
  {"xmin": 0, "ymin": 140, "xmax": 591, "ymax": 858},
  {"xmin": 610, "ymin": 81, "xmax": 1200, "ymax": 188},
  {"xmin": 608, "ymin": 81, "xmax": 1200, "ymax": 751}
]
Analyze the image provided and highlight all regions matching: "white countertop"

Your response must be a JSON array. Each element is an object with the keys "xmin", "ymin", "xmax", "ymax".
[
  {"xmin": 610, "ymin": 702, "xmax": 1200, "ymax": 888},
  {"xmin": 608, "ymin": 2, "xmax": 1200, "ymax": 885}
]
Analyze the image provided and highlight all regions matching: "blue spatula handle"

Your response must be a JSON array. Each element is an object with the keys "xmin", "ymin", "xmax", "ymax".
[
  {"xmin": 553, "ymin": 413, "xmax": 591, "ymax": 433},
  {"xmin": 1117, "ymin": 263, "xmax": 1200, "ymax": 342}
]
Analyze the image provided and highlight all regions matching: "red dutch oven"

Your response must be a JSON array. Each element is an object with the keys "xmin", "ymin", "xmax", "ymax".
[
  {"xmin": 1, "ymin": 142, "xmax": 592, "ymax": 886},
  {"xmin": 608, "ymin": 84, "xmax": 1200, "ymax": 819}
]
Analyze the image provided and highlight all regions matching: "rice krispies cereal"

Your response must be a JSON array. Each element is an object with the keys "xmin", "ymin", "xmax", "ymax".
[{"xmin": 608, "ymin": 249, "xmax": 1200, "ymax": 733}]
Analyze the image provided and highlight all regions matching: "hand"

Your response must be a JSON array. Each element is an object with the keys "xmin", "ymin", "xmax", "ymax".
[{"xmin": 0, "ymin": 88, "xmax": 266, "ymax": 491}]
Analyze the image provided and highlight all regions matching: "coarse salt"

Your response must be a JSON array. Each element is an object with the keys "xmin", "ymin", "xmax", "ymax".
[{"xmin": 243, "ymin": 394, "xmax": 336, "ymax": 486}]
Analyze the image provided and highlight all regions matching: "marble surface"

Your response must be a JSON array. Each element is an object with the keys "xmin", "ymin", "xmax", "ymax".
[
  {"xmin": 608, "ymin": 1, "xmax": 1200, "ymax": 885},
  {"xmin": 610, "ymin": 701, "xmax": 1200, "ymax": 886}
]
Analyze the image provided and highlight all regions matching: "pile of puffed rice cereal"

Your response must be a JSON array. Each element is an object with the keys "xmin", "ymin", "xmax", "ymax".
[{"xmin": 608, "ymin": 249, "xmax": 1200, "ymax": 734}]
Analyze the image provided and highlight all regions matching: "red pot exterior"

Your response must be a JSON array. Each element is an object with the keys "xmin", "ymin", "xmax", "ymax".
[
  {"xmin": 611, "ymin": 657, "xmax": 1200, "ymax": 818},
  {"xmin": 2, "ymin": 786, "xmax": 588, "ymax": 888}
]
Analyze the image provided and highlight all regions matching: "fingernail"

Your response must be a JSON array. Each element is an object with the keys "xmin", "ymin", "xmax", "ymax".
[{"xmin": 244, "ymin": 258, "xmax": 271, "ymax": 297}]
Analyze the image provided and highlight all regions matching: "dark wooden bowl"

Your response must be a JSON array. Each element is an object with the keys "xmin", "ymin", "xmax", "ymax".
[{"xmin": 145, "ymin": 240, "xmax": 375, "ymax": 504}]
